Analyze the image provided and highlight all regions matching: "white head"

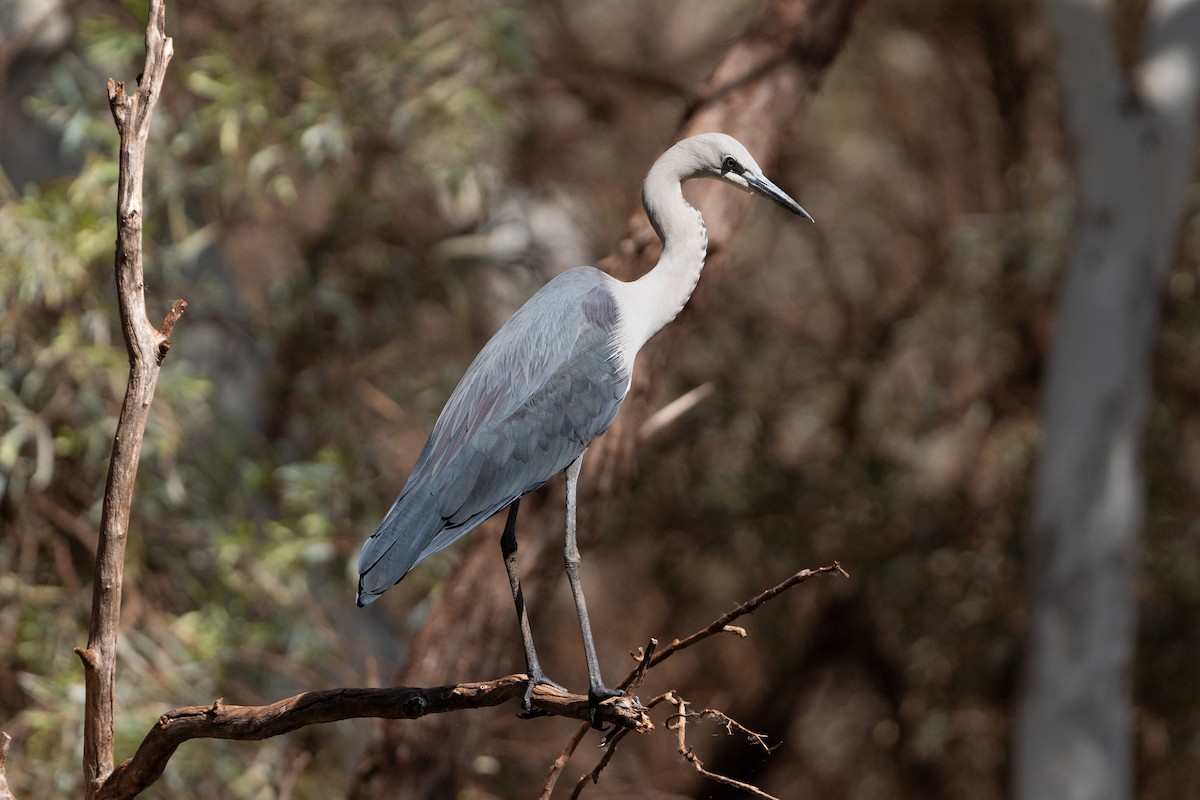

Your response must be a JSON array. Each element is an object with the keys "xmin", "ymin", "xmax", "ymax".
[{"xmin": 654, "ymin": 132, "xmax": 814, "ymax": 221}]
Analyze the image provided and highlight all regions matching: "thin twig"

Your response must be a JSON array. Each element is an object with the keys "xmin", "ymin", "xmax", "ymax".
[
  {"xmin": 692, "ymin": 707, "xmax": 775, "ymax": 753},
  {"xmin": 569, "ymin": 690, "xmax": 681, "ymax": 797},
  {"xmin": 638, "ymin": 383, "xmax": 714, "ymax": 440},
  {"xmin": 668, "ymin": 694, "xmax": 780, "ymax": 800},
  {"xmin": 539, "ymin": 722, "xmax": 592, "ymax": 800},
  {"xmin": 622, "ymin": 562, "xmax": 846, "ymax": 686},
  {"xmin": 540, "ymin": 640, "xmax": 660, "ymax": 799},
  {"xmin": 627, "ymin": 637, "xmax": 658, "ymax": 694},
  {"xmin": 156, "ymin": 298, "xmax": 188, "ymax": 363},
  {"xmin": 569, "ymin": 728, "xmax": 632, "ymax": 799}
]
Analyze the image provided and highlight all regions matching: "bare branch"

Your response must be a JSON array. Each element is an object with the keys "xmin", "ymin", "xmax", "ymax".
[
  {"xmin": 97, "ymin": 676, "xmax": 648, "ymax": 800},
  {"xmin": 627, "ymin": 637, "xmax": 658, "ymax": 693},
  {"xmin": 629, "ymin": 561, "xmax": 846, "ymax": 681},
  {"xmin": 80, "ymin": 1, "xmax": 182, "ymax": 797},
  {"xmin": 567, "ymin": 691, "xmax": 680, "ymax": 798},
  {"xmin": 539, "ymin": 724, "xmax": 591, "ymax": 800},
  {"xmin": 568, "ymin": 728, "xmax": 632, "ymax": 800},
  {"xmin": 156, "ymin": 298, "xmax": 188, "ymax": 363},
  {"xmin": 638, "ymin": 383, "xmax": 714, "ymax": 441},
  {"xmin": 690, "ymin": 707, "xmax": 776, "ymax": 754}
]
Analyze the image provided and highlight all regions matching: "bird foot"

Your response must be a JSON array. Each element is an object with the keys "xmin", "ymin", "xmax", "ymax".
[
  {"xmin": 587, "ymin": 684, "xmax": 631, "ymax": 730},
  {"xmin": 519, "ymin": 670, "xmax": 569, "ymax": 716}
]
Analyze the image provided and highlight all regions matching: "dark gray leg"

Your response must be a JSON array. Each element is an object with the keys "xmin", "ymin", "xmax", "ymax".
[
  {"xmin": 500, "ymin": 498, "xmax": 565, "ymax": 710},
  {"xmin": 562, "ymin": 453, "xmax": 622, "ymax": 720}
]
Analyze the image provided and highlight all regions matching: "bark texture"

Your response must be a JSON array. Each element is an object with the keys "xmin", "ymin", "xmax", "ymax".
[
  {"xmin": 98, "ymin": 678, "xmax": 649, "ymax": 800},
  {"xmin": 77, "ymin": 2, "xmax": 181, "ymax": 798},
  {"xmin": 1016, "ymin": 1, "xmax": 1200, "ymax": 798}
]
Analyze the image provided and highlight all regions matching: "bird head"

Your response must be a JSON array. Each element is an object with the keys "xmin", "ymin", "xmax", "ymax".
[{"xmin": 678, "ymin": 133, "xmax": 814, "ymax": 222}]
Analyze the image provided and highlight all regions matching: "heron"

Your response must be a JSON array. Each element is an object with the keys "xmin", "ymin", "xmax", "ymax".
[{"xmin": 357, "ymin": 132, "xmax": 812, "ymax": 715}]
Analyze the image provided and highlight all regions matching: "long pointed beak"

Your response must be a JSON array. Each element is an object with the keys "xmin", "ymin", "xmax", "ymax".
[{"xmin": 746, "ymin": 172, "xmax": 814, "ymax": 222}]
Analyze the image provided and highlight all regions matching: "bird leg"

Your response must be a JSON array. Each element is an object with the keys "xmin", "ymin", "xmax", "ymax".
[
  {"xmin": 563, "ymin": 454, "xmax": 624, "ymax": 725},
  {"xmin": 500, "ymin": 498, "xmax": 566, "ymax": 711}
]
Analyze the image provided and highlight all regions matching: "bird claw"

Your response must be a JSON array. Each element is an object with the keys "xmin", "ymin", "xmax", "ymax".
[
  {"xmin": 587, "ymin": 685, "xmax": 629, "ymax": 730},
  {"xmin": 520, "ymin": 670, "xmax": 569, "ymax": 716},
  {"xmin": 519, "ymin": 675, "xmax": 638, "ymax": 730}
]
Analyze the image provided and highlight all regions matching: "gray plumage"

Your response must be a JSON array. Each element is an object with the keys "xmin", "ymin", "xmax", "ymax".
[
  {"xmin": 356, "ymin": 132, "xmax": 811, "ymax": 710},
  {"xmin": 357, "ymin": 268, "xmax": 628, "ymax": 597}
]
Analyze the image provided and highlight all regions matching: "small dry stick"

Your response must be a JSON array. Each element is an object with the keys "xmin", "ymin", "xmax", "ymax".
[
  {"xmin": 538, "ymin": 724, "xmax": 592, "ymax": 800},
  {"xmin": 635, "ymin": 561, "xmax": 847, "ymax": 678},
  {"xmin": 568, "ymin": 728, "xmax": 632, "ymax": 799},
  {"xmin": 668, "ymin": 693, "xmax": 780, "ymax": 800},
  {"xmin": 627, "ymin": 637, "xmax": 658, "ymax": 694},
  {"xmin": 568, "ymin": 690, "xmax": 679, "ymax": 797},
  {"xmin": 691, "ymin": 706, "xmax": 776, "ymax": 753},
  {"xmin": 541, "ymin": 639, "xmax": 659, "ymax": 799}
]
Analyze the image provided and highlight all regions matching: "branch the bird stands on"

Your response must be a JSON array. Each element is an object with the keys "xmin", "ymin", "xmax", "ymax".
[{"xmin": 96, "ymin": 564, "xmax": 845, "ymax": 800}]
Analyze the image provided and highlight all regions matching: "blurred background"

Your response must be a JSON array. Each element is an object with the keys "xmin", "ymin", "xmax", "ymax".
[{"xmin": 1, "ymin": 0, "xmax": 1198, "ymax": 797}]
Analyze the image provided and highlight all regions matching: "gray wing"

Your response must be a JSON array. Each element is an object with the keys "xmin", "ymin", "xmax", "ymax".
[{"xmin": 357, "ymin": 267, "xmax": 630, "ymax": 604}]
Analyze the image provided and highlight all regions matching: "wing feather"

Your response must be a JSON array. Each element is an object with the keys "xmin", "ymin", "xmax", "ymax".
[{"xmin": 357, "ymin": 267, "xmax": 629, "ymax": 604}]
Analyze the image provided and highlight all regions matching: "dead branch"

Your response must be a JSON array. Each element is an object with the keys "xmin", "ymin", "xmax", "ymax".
[
  {"xmin": 633, "ymin": 561, "xmax": 847, "ymax": 678},
  {"xmin": 92, "ymin": 559, "xmax": 838, "ymax": 799},
  {"xmin": 96, "ymin": 676, "xmax": 649, "ymax": 800},
  {"xmin": 566, "ymin": 691, "xmax": 675, "ymax": 799},
  {"xmin": 693, "ymin": 706, "xmax": 776, "ymax": 753},
  {"xmin": 76, "ymin": 1, "xmax": 182, "ymax": 798},
  {"xmin": 667, "ymin": 693, "xmax": 780, "ymax": 800},
  {"xmin": 626, "ymin": 637, "xmax": 658, "ymax": 694},
  {"xmin": 538, "ymin": 717, "xmax": 592, "ymax": 800}
]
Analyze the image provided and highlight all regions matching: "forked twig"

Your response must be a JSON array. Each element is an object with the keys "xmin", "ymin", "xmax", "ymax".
[
  {"xmin": 540, "ymin": 562, "xmax": 847, "ymax": 797},
  {"xmin": 667, "ymin": 693, "xmax": 780, "ymax": 800},
  {"xmin": 627, "ymin": 637, "xmax": 658, "ymax": 694},
  {"xmin": 567, "ymin": 691, "xmax": 678, "ymax": 798}
]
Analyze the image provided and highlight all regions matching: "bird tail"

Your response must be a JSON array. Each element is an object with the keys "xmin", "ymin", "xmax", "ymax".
[{"xmin": 356, "ymin": 483, "xmax": 444, "ymax": 607}]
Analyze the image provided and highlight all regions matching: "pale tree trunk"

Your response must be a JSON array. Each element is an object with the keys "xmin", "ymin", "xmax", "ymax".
[{"xmin": 1017, "ymin": 1, "xmax": 1200, "ymax": 798}]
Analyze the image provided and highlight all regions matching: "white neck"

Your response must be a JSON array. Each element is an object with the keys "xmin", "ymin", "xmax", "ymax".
[{"xmin": 611, "ymin": 161, "xmax": 708, "ymax": 356}]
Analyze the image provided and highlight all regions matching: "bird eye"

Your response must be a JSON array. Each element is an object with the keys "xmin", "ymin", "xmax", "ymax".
[{"xmin": 722, "ymin": 155, "xmax": 741, "ymax": 174}]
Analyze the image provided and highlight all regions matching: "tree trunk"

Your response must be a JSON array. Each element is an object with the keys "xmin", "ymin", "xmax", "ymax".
[
  {"xmin": 348, "ymin": 1, "xmax": 863, "ymax": 797},
  {"xmin": 1016, "ymin": 1, "xmax": 1200, "ymax": 798}
]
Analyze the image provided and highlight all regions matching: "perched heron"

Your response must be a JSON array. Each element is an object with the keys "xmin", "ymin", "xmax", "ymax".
[{"xmin": 357, "ymin": 132, "xmax": 812, "ymax": 713}]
